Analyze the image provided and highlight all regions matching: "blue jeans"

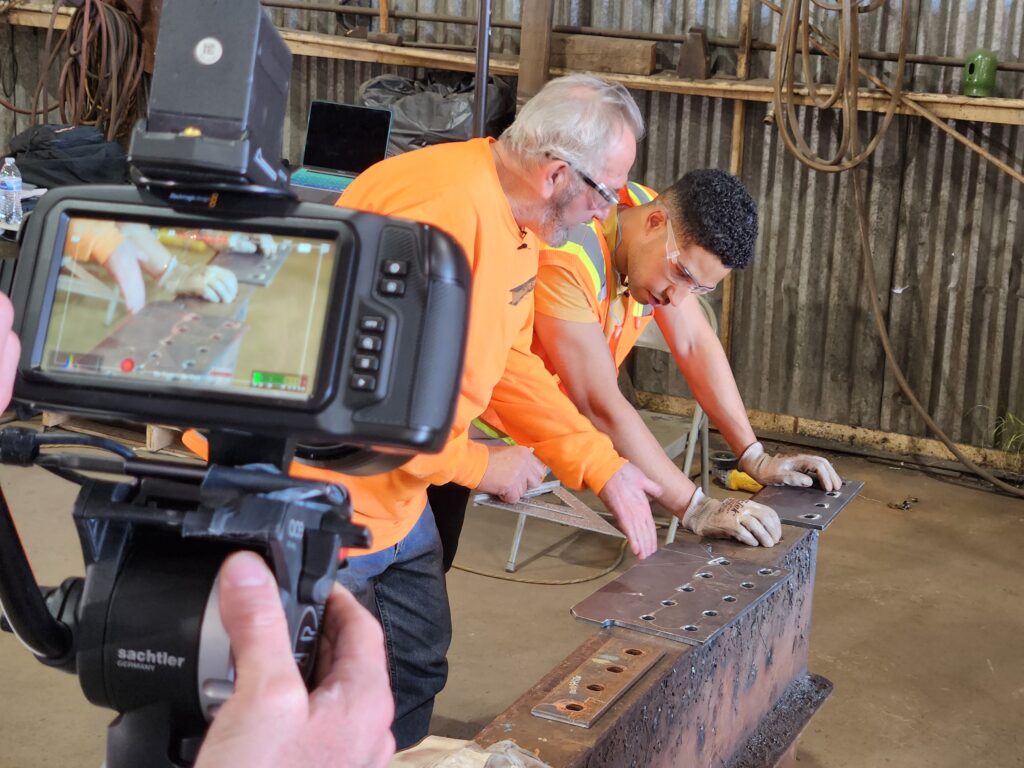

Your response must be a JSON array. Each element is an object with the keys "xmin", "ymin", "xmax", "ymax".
[{"xmin": 335, "ymin": 504, "xmax": 452, "ymax": 749}]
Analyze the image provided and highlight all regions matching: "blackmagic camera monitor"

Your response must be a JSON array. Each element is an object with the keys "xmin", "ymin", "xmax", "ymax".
[{"xmin": 11, "ymin": 185, "xmax": 470, "ymax": 458}]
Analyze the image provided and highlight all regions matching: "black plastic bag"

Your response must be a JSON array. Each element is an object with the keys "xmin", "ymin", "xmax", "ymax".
[
  {"xmin": 9, "ymin": 124, "xmax": 129, "ymax": 188},
  {"xmin": 359, "ymin": 72, "xmax": 515, "ymax": 155}
]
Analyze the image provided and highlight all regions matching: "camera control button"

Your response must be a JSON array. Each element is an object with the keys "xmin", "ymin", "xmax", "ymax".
[
  {"xmin": 351, "ymin": 374, "xmax": 377, "ymax": 391},
  {"xmin": 353, "ymin": 354, "xmax": 379, "ymax": 371},
  {"xmin": 360, "ymin": 315, "xmax": 386, "ymax": 332},
  {"xmin": 379, "ymin": 278, "xmax": 405, "ymax": 297},
  {"xmin": 382, "ymin": 259, "xmax": 408, "ymax": 276},
  {"xmin": 357, "ymin": 335, "xmax": 382, "ymax": 352}
]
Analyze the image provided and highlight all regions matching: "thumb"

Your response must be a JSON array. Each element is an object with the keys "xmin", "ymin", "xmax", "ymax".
[
  {"xmin": 217, "ymin": 551, "xmax": 300, "ymax": 688},
  {"xmin": 642, "ymin": 475, "xmax": 663, "ymax": 498}
]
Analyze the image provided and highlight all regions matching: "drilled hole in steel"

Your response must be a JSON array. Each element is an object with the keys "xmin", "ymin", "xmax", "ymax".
[
  {"xmin": 740, "ymin": 582, "xmax": 755, "ymax": 589},
  {"xmin": 161, "ymin": 338, "xmax": 174, "ymax": 346},
  {"xmin": 842, "ymin": 480, "xmax": 849, "ymax": 485},
  {"xmin": 697, "ymin": 572, "xmax": 713, "ymax": 579},
  {"xmin": 587, "ymin": 684, "xmax": 606, "ymax": 692},
  {"xmin": 564, "ymin": 703, "xmax": 584, "ymax": 712},
  {"xmin": 703, "ymin": 610, "xmax": 719, "ymax": 617},
  {"xmin": 826, "ymin": 491, "xmax": 840, "ymax": 497},
  {"xmin": 640, "ymin": 614, "xmax": 656, "ymax": 622},
  {"xmin": 606, "ymin": 665, "xmax": 624, "ymax": 674},
  {"xmin": 198, "ymin": 347, "xmax": 209, "ymax": 355},
  {"xmin": 723, "ymin": 595, "xmax": 737, "ymax": 602},
  {"xmin": 149, "ymin": 351, "xmax": 161, "ymax": 359},
  {"xmin": 709, "ymin": 557, "xmax": 731, "ymax": 566},
  {"xmin": 801, "ymin": 513, "xmax": 822, "ymax": 520},
  {"xmin": 683, "ymin": 625, "xmax": 699, "ymax": 632},
  {"xmin": 624, "ymin": 649, "xmax": 644, "ymax": 656},
  {"xmin": 678, "ymin": 585, "xmax": 695, "ymax": 593},
  {"xmin": 759, "ymin": 568, "xmax": 776, "ymax": 576},
  {"xmin": 661, "ymin": 600, "xmax": 677, "ymax": 607},
  {"xmin": 815, "ymin": 502, "xmax": 829, "ymax": 508}
]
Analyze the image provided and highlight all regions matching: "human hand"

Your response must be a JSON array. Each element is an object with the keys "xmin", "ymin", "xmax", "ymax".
[
  {"xmin": 476, "ymin": 445, "xmax": 547, "ymax": 502},
  {"xmin": 0, "ymin": 294, "xmax": 20, "ymax": 411},
  {"xmin": 597, "ymin": 462, "xmax": 662, "ymax": 559},
  {"xmin": 739, "ymin": 441, "xmax": 842, "ymax": 492},
  {"xmin": 194, "ymin": 551, "xmax": 395, "ymax": 768},
  {"xmin": 681, "ymin": 489, "xmax": 782, "ymax": 547},
  {"xmin": 164, "ymin": 262, "xmax": 239, "ymax": 303}
]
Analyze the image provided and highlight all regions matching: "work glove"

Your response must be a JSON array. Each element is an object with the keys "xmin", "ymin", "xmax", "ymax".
[
  {"xmin": 161, "ymin": 258, "xmax": 239, "ymax": 304},
  {"xmin": 681, "ymin": 488, "xmax": 782, "ymax": 547},
  {"xmin": 738, "ymin": 441, "xmax": 842, "ymax": 492}
]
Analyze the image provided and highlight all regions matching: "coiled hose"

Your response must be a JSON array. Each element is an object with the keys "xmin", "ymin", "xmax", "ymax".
[{"xmin": 763, "ymin": 0, "xmax": 1024, "ymax": 498}]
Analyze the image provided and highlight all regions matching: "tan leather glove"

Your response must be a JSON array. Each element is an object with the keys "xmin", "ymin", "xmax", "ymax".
[
  {"xmin": 739, "ymin": 441, "xmax": 842, "ymax": 492},
  {"xmin": 160, "ymin": 258, "xmax": 238, "ymax": 303},
  {"xmin": 681, "ymin": 488, "xmax": 782, "ymax": 547}
]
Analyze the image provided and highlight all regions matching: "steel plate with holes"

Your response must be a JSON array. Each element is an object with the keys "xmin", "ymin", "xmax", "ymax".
[
  {"xmin": 531, "ymin": 637, "xmax": 665, "ymax": 728},
  {"xmin": 571, "ymin": 543, "xmax": 790, "ymax": 645},
  {"xmin": 754, "ymin": 479, "xmax": 864, "ymax": 531},
  {"xmin": 89, "ymin": 302, "xmax": 246, "ymax": 377},
  {"xmin": 211, "ymin": 243, "xmax": 291, "ymax": 287}
]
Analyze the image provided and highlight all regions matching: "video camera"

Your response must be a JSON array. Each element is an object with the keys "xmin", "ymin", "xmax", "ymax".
[{"xmin": 0, "ymin": 1, "xmax": 470, "ymax": 766}]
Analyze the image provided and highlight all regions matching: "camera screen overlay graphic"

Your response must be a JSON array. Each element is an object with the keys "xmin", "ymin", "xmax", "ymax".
[{"xmin": 41, "ymin": 216, "xmax": 337, "ymax": 401}]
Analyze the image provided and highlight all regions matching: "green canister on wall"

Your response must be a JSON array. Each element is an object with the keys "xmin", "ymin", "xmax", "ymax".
[{"xmin": 963, "ymin": 49, "xmax": 998, "ymax": 97}]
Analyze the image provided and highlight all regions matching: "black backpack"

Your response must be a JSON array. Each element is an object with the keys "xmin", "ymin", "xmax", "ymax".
[{"xmin": 9, "ymin": 124, "xmax": 129, "ymax": 188}]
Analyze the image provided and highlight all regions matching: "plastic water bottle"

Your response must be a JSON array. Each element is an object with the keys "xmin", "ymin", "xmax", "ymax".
[{"xmin": 1, "ymin": 157, "xmax": 23, "ymax": 226}]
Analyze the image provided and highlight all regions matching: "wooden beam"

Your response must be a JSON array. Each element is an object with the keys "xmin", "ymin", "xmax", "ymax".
[
  {"xmin": 517, "ymin": 0, "xmax": 554, "ymax": 105},
  {"xmin": 634, "ymin": 391, "xmax": 1024, "ymax": 475},
  {"xmin": 6, "ymin": 4, "xmax": 1024, "ymax": 127},
  {"xmin": 550, "ymin": 33, "xmax": 656, "ymax": 76}
]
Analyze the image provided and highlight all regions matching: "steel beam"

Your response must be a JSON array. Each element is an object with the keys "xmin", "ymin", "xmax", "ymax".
[{"xmin": 475, "ymin": 527, "xmax": 828, "ymax": 766}]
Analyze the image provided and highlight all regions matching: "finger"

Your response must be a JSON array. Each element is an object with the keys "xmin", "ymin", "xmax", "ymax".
[
  {"xmin": 316, "ymin": 585, "xmax": 391, "ymax": 693},
  {"xmin": 752, "ymin": 504, "xmax": 783, "ymax": 543},
  {"xmin": 740, "ymin": 514, "xmax": 775, "ymax": 547},
  {"xmin": 217, "ymin": 551, "xmax": 303, "ymax": 690},
  {"xmin": 780, "ymin": 471, "xmax": 813, "ymax": 488},
  {"xmin": 0, "ymin": 329, "xmax": 20, "ymax": 410},
  {"xmin": 641, "ymin": 476, "xmax": 663, "ymax": 498},
  {"xmin": 823, "ymin": 461, "xmax": 843, "ymax": 492},
  {"xmin": 730, "ymin": 520, "xmax": 759, "ymax": 547}
]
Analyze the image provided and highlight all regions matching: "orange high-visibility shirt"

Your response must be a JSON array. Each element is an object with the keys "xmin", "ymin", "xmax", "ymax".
[
  {"xmin": 532, "ymin": 181, "xmax": 659, "ymax": 373},
  {"xmin": 285, "ymin": 138, "xmax": 624, "ymax": 553},
  {"xmin": 65, "ymin": 220, "xmax": 124, "ymax": 265},
  {"xmin": 479, "ymin": 182, "xmax": 657, "ymax": 436}
]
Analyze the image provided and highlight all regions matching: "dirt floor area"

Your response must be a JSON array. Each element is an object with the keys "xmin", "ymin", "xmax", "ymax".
[{"xmin": 0, "ymin": 412, "xmax": 1021, "ymax": 766}]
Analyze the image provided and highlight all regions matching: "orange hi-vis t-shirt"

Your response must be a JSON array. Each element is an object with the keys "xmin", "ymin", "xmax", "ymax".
[
  {"xmin": 532, "ymin": 181, "xmax": 658, "ymax": 373},
  {"xmin": 284, "ymin": 138, "xmax": 625, "ymax": 554},
  {"xmin": 66, "ymin": 220, "xmax": 125, "ymax": 265}
]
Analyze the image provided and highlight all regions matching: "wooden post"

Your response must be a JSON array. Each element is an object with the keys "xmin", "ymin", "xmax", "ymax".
[
  {"xmin": 516, "ymin": 0, "xmax": 555, "ymax": 106},
  {"xmin": 719, "ymin": 0, "xmax": 753, "ymax": 359},
  {"xmin": 379, "ymin": 0, "xmax": 389, "ymax": 34}
]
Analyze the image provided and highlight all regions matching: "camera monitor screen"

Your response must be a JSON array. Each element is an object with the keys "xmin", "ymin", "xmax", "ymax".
[{"xmin": 41, "ymin": 216, "xmax": 338, "ymax": 402}]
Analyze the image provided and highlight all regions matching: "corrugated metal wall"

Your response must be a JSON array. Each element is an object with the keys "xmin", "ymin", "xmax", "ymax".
[{"xmin": 2, "ymin": 2, "xmax": 1022, "ymax": 449}]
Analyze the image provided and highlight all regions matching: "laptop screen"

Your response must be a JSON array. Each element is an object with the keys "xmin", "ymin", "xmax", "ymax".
[{"xmin": 301, "ymin": 101, "xmax": 392, "ymax": 175}]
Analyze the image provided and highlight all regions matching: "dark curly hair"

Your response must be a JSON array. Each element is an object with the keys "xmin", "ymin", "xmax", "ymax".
[{"xmin": 658, "ymin": 169, "xmax": 758, "ymax": 270}]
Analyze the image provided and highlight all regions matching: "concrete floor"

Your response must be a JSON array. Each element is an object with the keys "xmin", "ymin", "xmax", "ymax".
[{"xmin": 1, "ymin": 414, "xmax": 1022, "ymax": 766}]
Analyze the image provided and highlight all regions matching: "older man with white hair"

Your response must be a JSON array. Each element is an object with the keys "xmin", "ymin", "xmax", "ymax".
[{"xmin": 284, "ymin": 74, "xmax": 665, "ymax": 748}]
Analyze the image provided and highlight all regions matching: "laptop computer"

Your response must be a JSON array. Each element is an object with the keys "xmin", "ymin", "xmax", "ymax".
[{"xmin": 290, "ymin": 100, "xmax": 392, "ymax": 198}]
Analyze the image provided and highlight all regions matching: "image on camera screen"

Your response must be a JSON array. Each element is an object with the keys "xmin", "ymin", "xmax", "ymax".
[{"xmin": 40, "ymin": 216, "xmax": 337, "ymax": 401}]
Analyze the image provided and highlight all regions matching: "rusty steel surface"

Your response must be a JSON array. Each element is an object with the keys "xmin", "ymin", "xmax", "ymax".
[
  {"xmin": 571, "ymin": 545, "xmax": 789, "ymax": 644},
  {"xmin": 531, "ymin": 637, "xmax": 665, "ymax": 729},
  {"xmin": 476, "ymin": 528, "xmax": 822, "ymax": 768},
  {"xmin": 755, "ymin": 479, "xmax": 865, "ymax": 531}
]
